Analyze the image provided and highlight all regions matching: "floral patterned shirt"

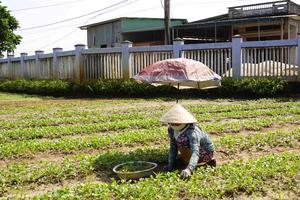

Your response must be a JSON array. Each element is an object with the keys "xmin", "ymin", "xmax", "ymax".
[{"xmin": 168, "ymin": 123, "xmax": 214, "ymax": 171}]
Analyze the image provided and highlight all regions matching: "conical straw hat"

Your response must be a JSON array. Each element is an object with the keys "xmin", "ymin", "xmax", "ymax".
[{"xmin": 160, "ymin": 104, "xmax": 197, "ymax": 123}]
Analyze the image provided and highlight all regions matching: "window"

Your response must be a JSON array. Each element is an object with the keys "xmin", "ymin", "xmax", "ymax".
[
  {"xmin": 260, "ymin": 35, "xmax": 281, "ymax": 40},
  {"xmin": 246, "ymin": 35, "xmax": 280, "ymax": 41},
  {"xmin": 245, "ymin": 24, "xmax": 281, "ymax": 33},
  {"xmin": 245, "ymin": 26, "xmax": 258, "ymax": 32},
  {"xmin": 260, "ymin": 25, "xmax": 281, "ymax": 31},
  {"xmin": 246, "ymin": 37, "xmax": 258, "ymax": 41}
]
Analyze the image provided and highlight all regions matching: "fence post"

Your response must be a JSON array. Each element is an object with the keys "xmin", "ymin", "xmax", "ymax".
[
  {"xmin": 122, "ymin": 40, "xmax": 132, "ymax": 79},
  {"xmin": 7, "ymin": 54, "xmax": 14, "ymax": 79},
  {"xmin": 173, "ymin": 38, "xmax": 184, "ymax": 58},
  {"xmin": 34, "ymin": 50, "xmax": 44, "ymax": 80},
  {"xmin": 20, "ymin": 52, "xmax": 28, "ymax": 79},
  {"xmin": 232, "ymin": 35, "xmax": 242, "ymax": 79},
  {"xmin": 74, "ymin": 44, "xmax": 85, "ymax": 83},
  {"xmin": 297, "ymin": 34, "xmax": 300, "ymax": 80},
  {"xmin": 52, "ymin": 48, "xmax": 62, "ymax": 80}
]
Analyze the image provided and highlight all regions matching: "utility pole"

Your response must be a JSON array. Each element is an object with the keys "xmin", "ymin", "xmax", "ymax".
[{"xmin": 164, "ymin": 0, "xmax": 171, "ymax": 45}]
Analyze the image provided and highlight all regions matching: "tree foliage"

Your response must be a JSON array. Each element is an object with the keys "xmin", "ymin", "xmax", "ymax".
[{"xmin": 0, "ymin": 1, "xmax": 21, "ymax": 57}]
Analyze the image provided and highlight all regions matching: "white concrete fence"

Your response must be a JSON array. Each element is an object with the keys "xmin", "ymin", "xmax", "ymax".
[{"xmin": 0, "ymin": 35, "xmax": 299, "ymax": 83}]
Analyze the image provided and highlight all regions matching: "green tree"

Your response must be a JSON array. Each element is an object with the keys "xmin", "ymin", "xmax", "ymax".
[{"xmin": 0, "ymin": 1, "xmax": 21, "ymax": 57}]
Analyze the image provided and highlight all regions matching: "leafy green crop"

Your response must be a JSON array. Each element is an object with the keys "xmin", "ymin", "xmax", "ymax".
[
  {"xmin": 32, "ymin": 152, "xmax": 299, "ymax": 200},
  {"xmin": 0, "ymin": 94, "xmax": 299, "ymax": 198},
  {"xmin": 0, "ymin": 128, "xmax": 299, "ymax": 195}
]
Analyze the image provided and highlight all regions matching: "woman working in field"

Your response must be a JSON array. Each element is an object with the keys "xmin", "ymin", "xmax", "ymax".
[{"xmin": 160, "ymin": 104, "xmax": 216, "ymax": 178}]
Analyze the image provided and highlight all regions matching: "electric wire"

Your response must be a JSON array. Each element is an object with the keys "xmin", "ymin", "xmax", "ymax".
[
  {"xmin": 173, "ymin": 0, "xmax": 245, "ymax": 6},
  {"xmin": 17, "ymin": 0, "xmax": 131, "ymax": 31},
  {"xmin": 15, "ymin": 0, "xmax": 136, "ymax": 53},
  {"xmin": 21, "ymin": 2, "xmax": 156, "ymax": 37},
  {"xmin": 20, "ymin": 20, "xmax": 84, "ymax": 37},
  {"xmin": 81, "ymin": 0, "xmax": 139, "ymax": 26},
  {"xmin": 38, "ymin": 0, "xmax": 140, "ymax": 50},
  {"xmin": 11, "ymin": 0, "xmax": 87, "ymax": 12},
  {"xmin": 11, "ymin": 0, "xmax": 244, "ymax": 12}
]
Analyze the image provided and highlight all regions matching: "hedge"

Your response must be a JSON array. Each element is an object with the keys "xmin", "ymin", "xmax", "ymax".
[{"xmin": 0, "ymin": 77, "xmax": 288, "ymax": 98}]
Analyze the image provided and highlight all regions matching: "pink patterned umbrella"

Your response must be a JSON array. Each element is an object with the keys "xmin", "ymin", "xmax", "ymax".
[{"xmin": 133, "ymin": 58, "xmax": 221, "ymax": 89}]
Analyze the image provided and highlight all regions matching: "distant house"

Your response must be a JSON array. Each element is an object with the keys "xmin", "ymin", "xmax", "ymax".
[
  {"xmin": 173, "ymin": 0, "xmax": 300, "ymax": 43},
  {"xmin": 80, "ymin": 17, "xmax": 187, "ymax": 48},
  {"xmin": 80, "ymin": 1, "xmax": 300, "ymax": 47}
]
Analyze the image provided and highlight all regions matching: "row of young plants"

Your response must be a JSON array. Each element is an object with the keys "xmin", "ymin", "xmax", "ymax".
[
  {"xmin": 1, "ymin": 112, "xmax": 299, "ymax": 144},
  {"xmin": 0, "ymin": 112, "xmax": 149, "ymax": 130},
  {"xmin": 23, "ymin": 152, "xmax": 300, "ymax": 199},
  {"xmin": 2, "ymin": 101, "xmax": 299, "ymax": 134},
  {"xmin": 0, "ymin": 127, "xmax": 299, "ymax": 196},
  {"xmin": 0, "ymin": 103, "xmax": 105, "ymax": 116},
  {"xmin": 1, "ymin": 99, "xmax": 299, "ymax": 136},
  {"xmin": 0, "ymin": 126, "xmax": 165, "ymax": 159},
  {"xmin": 91, "ymin": 127, "xmax": 300, "ymax": 170},
  {"xmin": 0, "ymin": 119, "xmax": 160, "ymax": 143},
  {"xmin": 196, "ymin": 107, "xmax": 300, "ymax": 124},
  {"xmin": 2, "ymin": 100, "xmax": 300, "ymax": 130},
  {"xmin": 2, "ymin": 98, "xmax": 300, "ymax": 126},
  {"xmin": 0, "ymin": 98, "xmax": 125, "ymax": 114},
  {"xmin": 0, "ymin": 110, "xmax": 300, "ymax": 146},
  {"xmin": 189, "ymin": 100, "xmax": 300, "ymax": 114},
  {"xmin": 1, "ymin": 97, "xmax": 299, "ymax": 119},
  {"xmin": 1, "ymin": 105, "xmax": 300, "ymax": 131}
]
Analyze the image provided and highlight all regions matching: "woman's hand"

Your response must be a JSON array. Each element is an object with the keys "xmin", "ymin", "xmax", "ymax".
[{"xmin": 180, "ymin": 168, "xmax": 191, "ymax": 177}]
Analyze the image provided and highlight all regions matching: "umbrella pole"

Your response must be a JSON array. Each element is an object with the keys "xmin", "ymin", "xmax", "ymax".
[{"xmin": 176, "ymin": 83, "xmax": 179, "ymax": 103}]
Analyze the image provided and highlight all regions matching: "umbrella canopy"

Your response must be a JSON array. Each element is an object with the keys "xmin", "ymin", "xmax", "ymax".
[{"xmin": 133, "ymin": 58, "xmax": 221, "ymax": 89}]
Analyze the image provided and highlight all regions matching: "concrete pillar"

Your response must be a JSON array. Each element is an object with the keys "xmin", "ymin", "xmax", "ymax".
[
  {"xmin": 173, "ymin": 38, "xmax": 184, "ymax": 58},
  {"xmin": 7, "ymin": 54, "xmax": 14, "ymax": 79},
  {"xmin": 121, "ymin": 41, "xmax": 132, "ymax": 79},
  {"xmin": 52, "ymin": 48, "xmax": 62, "ymax": 80},
  {"xmin": 35, "ymin": 50, "xmax": 44, "ymax": 80},
  {"xmin": 20, "ymin": 52, "xmax": 28, "ymax": 79},
  {"xmin": 74, "ymin": 44, "xmax": 85, "ymax": 83},
  {"xmin": 232, "ymin": 35, "xmax": 242, "ymax": 79}
]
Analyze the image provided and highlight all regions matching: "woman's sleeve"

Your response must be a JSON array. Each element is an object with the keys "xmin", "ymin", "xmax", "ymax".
[
  {"xmin": 168, "ymin": 129, "xmax": 178, "ymax": 170},
  {"xmin": 187, "ymin": 131, "xmax": 200, "ymax": 171}
]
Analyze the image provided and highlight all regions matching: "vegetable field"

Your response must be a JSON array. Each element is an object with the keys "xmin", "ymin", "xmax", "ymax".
[{"xmin": 0, "ymin": 92, "xmax": 299, "ymax": 199}]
